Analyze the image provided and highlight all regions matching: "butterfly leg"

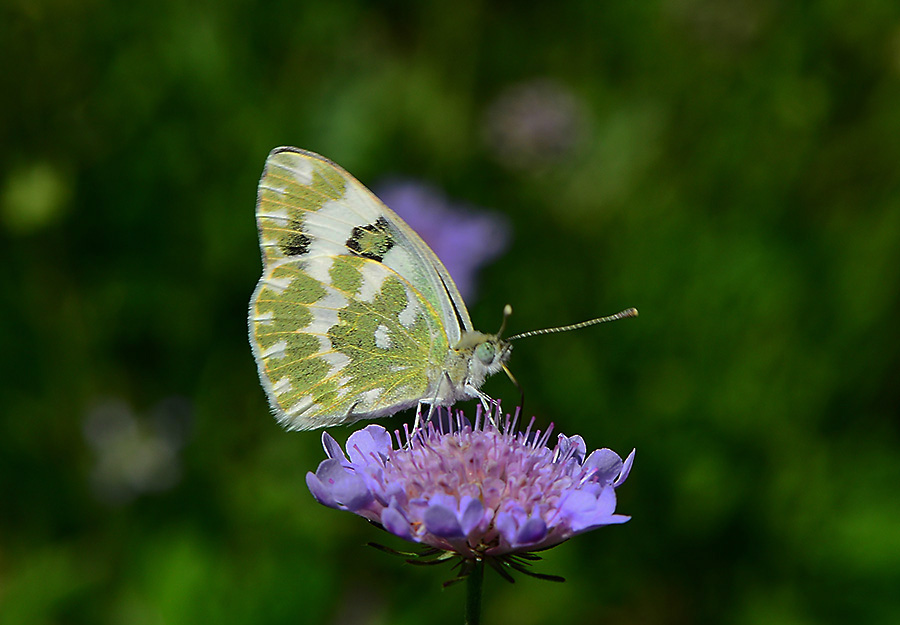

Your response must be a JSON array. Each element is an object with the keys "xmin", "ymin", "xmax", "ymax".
[
  {"xmin": 411, "ymin": 401, "xmax": 435, "ymax": 430},
  {"xmin": 411, "ymin": 401, "xmax": 440, "ymax": 435},
  {"xmin": 411, "ymin": 402, "xmax": 426, "ymax": 434},
  {"xmin": 465, "ymin": 383, "xmax": 498, "ymax": 426},
  {"xmin": 413, "ymin": 374, "xmax": 447, "ymax": 432}
]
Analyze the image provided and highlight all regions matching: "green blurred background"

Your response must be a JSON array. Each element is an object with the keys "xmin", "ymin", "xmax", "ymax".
[{"xmin": 3, "ymin": 1, "xmax": 900, "ymax": 623}]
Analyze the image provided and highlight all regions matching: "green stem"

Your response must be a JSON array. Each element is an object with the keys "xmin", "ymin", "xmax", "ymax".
[{"xmin": 465, "ymin": 559, "xmax": 484, "ymax": 625}]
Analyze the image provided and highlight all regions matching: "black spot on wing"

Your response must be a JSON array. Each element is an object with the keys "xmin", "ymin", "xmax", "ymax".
[
  {"xmin": 346, "ymin": 217, "xmax": 395, "ymax": 262},
  {"xmin": 281, "ymin": 220, "xmax": 311, "ymax": 256}
]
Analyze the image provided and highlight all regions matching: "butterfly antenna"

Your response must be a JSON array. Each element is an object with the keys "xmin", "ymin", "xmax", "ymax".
[
  {"xmin": 497, "ymin": 304, "xmax": 513, "ymax": 338},
  {"xmin": 501, "ymin": 363, "xmax": 525, "ymax": 416},
  {"xmin": 506, "ymin": 307, "xmax": 639, "ymax": 341}
]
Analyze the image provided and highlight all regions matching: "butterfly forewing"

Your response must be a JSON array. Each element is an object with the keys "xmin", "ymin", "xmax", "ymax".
[{"xmin": 256, "ymin": 148, "xmax": 467, "ymax": 342}]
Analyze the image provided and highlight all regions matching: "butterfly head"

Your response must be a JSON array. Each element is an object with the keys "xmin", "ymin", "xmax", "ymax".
[
  {"xmin": 453, "ymin": 331, "xmax": 512, "ymax": 388},
  {"xmin": 474, "ymin": 334, "xmax": 513, "ymax": 373}
]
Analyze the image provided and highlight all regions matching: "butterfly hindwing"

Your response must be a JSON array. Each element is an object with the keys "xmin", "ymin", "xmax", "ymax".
[{"xmin": 251, "ymin": 254, "xmax": 450, "ymax": 429}]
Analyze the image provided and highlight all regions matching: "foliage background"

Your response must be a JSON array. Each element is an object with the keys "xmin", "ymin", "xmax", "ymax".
[{"xmin": 3, "ymin": 1, "xmax": 899, "ymax": 623}]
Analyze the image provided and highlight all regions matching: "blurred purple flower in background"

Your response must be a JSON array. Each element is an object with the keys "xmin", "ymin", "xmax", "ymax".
[
  {"xmin": 376, "ymin": 180, "xmax": 510, "ymax": 301},
  {"xmin": 306, "ymin": 405, "xmax": 633, "ymax": 563},
  {"xmin": 482, "ymin": 78, "xmax": 588, "ymax": 171}
]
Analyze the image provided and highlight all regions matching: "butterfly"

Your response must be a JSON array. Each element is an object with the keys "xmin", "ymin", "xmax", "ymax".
[{"xmin": 249, "ymin": 147, "xmax": 637, "ymax": 430}]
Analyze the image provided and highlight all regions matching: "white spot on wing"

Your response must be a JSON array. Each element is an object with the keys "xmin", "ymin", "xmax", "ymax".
[
  {"xmin": 254, "ymin": 311, "xmax": 274, "ymax": 324},
  {"xmin": 263, "ymin": 275, "xmax": 293, "ymax": 295},
  {"xmin": 286, "ymin": 396, "xmax": 315, "ymax": 416},
  {"xmin": 303, "ymin": 183, "xmax": 382, "ymax": 260},
  {"xmin": 360, "ymin": 388, "xmax": 383, "ymax": 405},
  {"xmin": 338, "ymin": 180, "xmax": 381, "ymax": 223},
  {"xmin": 261, "ymin": 340, "xmax": 287, "ymax": 359},
  {"xmin": 259, "ymin": 184, "xmax": 287, "ymax": 195},
  {"xmin": 381, "ymin": 246, "xmax": 418, "ymax": 280},
  {"xmin": 335, "ymin": 384, "xmax": 351, "ymax": 400},
  {"xmin": 398, "ymin": 297, "xmax": 419, "ymax": 327},
  {"xmin": 305, "ymin": 290, "xmax": 348, "ymax": 335},
  {"xmin": 275, "ymin": 154, "xmax": 314, "ymax": 185},
  {"xmin": 321, "ymin": 351, "xmax": 350, "ymax": 375},
  {"xmin": 358, "ymin": 268, "xmax": 388, "ymax": 302},
  {"xmin": 272, "ymin": 377, "xmax": 292, "ymax": 394},
  {"xmin": 302, "ymin": 288, "xmax": 351, "ymax": 377},
  {"xmin": 258, "ymin": 206, "xmax": 290, "ymax": 230},
  {"xmin": 304, "ymin": 255, "xmax": 334, "ymax": 283},
  {"xmin": 375, "ymin": 325, "xmax": 391, "ymax": 349}
]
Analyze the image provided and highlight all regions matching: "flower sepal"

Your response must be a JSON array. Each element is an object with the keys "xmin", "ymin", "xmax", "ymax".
[{"xmin": 366, "ymin": 540, "xmax": 566, "ymax": 586}]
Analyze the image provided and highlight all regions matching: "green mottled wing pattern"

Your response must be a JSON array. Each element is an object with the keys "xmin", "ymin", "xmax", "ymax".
[
  {"xmin": 255, "ymin": 148, "xmax": 471, "ymax": 339},
  {"xmin": 249, "ymin": 147, "xmax": 469, "ymax": 430}
]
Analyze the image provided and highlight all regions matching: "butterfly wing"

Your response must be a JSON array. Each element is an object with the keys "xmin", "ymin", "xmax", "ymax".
[
  {"xmin": 256, "ymin": 148, "xmax": 471, "ymax": 337},
  {"xmin": 249, "ymin": 148, "xmax": 469, "ymax": 430}
]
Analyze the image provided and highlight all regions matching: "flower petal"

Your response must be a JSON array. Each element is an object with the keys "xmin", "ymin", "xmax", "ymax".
[
  {"xmin": 583, "ymin": 448, "xmax": 624, "ymax": 484},
  {"xmin": 424, "ymin": 504, "xmax": 464, "ymax": 538},
  {"xmin": 558, "ymin": 490, "xmax": 602, "ymax": 532},
  {"xmin": 305, "ymin": 471, "xmax": 339, "ymax": 509},
  {"xmin": 382, "ymin": 503, "xmax": 413, "ymax": 540},
  {"xmin": 614, "ymin": 449, "xmax": 636, "ymax": 487},
  {"xmin": 322, "ymin": 432, "xmax": 347, "ymax": 462},
  {"xmin": 428, "ymin": 492, "xmax": 459, "ymax": 511},
  {"xmin": 516, "ymin": 517, "xmax": 548, "ymax": 546},
  {"xmin": 494, "ymin": 511, "xmax": 518, "ymax": 545},
  {"xmin": 315, "ymin": 459, "xmax": 373, "ymax": 511},
  {"xmin": 459, "ymin": 497, "xmax": 485, "ymax": 535},
  {"xmin": 346, "ymin": 425, "xmax": 391, "ymax": 465},
  {"xmin": 594, "ymin": 485, "xmax": 618, "ymax": 517},
  {"xmin": 557, "ymin": 434, "xmax": 587, "ymax": 463}
]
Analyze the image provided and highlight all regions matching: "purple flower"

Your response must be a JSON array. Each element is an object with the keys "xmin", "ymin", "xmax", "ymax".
[
  {"xmin": 306, "ymin": 406, "xmax": 634, "ymax": 559},
  {"xmin": 375, "ymin": 181, "xmax": 510, "ymax": 301}
]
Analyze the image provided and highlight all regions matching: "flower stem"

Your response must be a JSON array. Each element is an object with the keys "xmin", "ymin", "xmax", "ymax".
[{"xmin": 465, "ymin": 559, "xmax": 484, "ymax": 625}]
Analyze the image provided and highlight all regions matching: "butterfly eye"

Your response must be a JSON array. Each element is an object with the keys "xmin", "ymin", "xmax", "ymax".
[{"xmin": 475, "ymin": 342, "xmax": 496, "ymax": 364}]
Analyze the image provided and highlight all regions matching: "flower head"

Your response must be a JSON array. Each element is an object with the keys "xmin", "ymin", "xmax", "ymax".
[{"xmin": 306, "ymin": 406, "xmax": 634, "ymax": 560}]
